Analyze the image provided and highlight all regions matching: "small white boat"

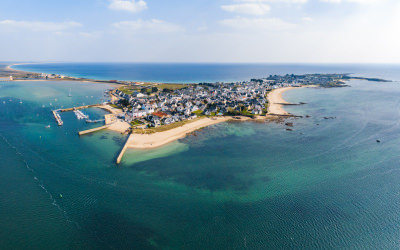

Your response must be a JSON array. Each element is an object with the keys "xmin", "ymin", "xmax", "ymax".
[{"xmin": 45, "ymin": 125, "xmax": 51, "ymax": 128}]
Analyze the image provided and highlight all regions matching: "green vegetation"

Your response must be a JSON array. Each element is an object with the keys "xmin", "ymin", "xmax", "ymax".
[
  {"xmin": 192, "ymin": 110, "xmax": 205, "ymax": 116},
  {"xmin": 132, "ymin": 117, "xmax": 203, "ymax": 134},
  {"xmin": 130, "ymin": 120, "xmax": 144, "ymax": 126},
  {"xmin": 118, "ymin": 99, "xmax": 130, "ymax": 107},
  {"xmin": 157, "ymin": 84, "xmax": 192, "ymax": 90},
  {"xmin": 120, "ymin": 87, "xmax": 134, "ymax": 95},
  {"xmin": 110, "ymin": 104, "xmax": 122, "ymax": 109}
]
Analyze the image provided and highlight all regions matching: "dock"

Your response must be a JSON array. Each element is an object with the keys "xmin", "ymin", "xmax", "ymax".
[
  {"xmin": 59, "ymin": 104, "xmax": 103, "ymax": 112},
  {"xmin": 116, "ymin": 134, "xmax": 132, "ymax": 164},
  {"xmin": 78, "ymin": 125, "xmax": 110, "ymax": 136},
  {"xmin": 52, "ymin": 110, "xmax": 63, "ymax": 126}
]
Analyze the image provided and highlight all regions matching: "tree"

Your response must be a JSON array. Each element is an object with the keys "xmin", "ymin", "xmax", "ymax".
[
  {"xmin": 151, "ymin": 87, "xmax": 158, "ymax": 93},
  {"xmin": 119, "ymin": 99, "xmax": 130, "ymax": 107},
  {"xmin": 140, "ymin": 88, "xmax": 147, "ymax": 94}
]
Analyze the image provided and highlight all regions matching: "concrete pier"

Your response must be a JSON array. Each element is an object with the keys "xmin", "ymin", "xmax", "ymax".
[
  {"xmin": 52, "ymin": 110, "xmax": 63, "ymax": 126},
  {"xmin": 78, "ymin": 125, "xmax": 110, "ymax": 136},
  {"xmin": 59, "ymin": 104, "xmax": 102, "ymax": 112},
  {"xmin": 116, "ymin": 134, "xmax": 132, "ymax": 164}
]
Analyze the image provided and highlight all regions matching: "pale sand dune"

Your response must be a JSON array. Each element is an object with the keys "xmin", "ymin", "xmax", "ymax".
[{"xmin": 128, "ymin": 117, "xmax": 231, "ymax": 149}]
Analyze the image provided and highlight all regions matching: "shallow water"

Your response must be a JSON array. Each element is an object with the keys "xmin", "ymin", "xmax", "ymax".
[{"xmin": 1, "ymin": 74, "xmax": 400, "ymax": 248}]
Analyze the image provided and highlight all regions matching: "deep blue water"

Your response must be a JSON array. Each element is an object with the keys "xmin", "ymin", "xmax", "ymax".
[
  {"xmin": 1, "ymin": 64, "xmax": 400, "ymax": 249},
  {"xmin": 13, "ymin": 62, "xmax": 400, "ymax": 83}
]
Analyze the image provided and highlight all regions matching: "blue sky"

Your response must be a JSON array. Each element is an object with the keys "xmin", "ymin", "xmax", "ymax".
[{"xmin": 0, "ymin": 0, "xmax": 398, "ymax": 63}]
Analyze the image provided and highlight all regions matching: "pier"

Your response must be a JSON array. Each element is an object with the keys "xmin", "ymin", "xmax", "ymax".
[
  {"xmin": 52, "ymin": 110, "xmax": 63, "ymax": 126},
  {"xmin": 116, "ymin": 134, "xmax": 132, "ymax": 164},
  {"xmin": 78, "ymin": 125, "xmax": 110, "ymax": 136},
  {"xmin": 59, "ymin": 104, "xmax": 103, "ymax": 112}
]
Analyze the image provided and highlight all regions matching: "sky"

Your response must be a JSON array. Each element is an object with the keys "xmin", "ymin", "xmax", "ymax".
[{"xmin": 0, "ymin": 0, "xmax": 398, "ymax": 63}]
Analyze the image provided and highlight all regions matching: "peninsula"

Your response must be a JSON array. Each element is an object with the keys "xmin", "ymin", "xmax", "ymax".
[{"xmin": 1, "ymin": 63, "xmax": 391, "ymax": 162}]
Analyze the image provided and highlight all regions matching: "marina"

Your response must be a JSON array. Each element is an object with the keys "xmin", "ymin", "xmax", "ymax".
[{"xmin": 73, "ymin": 109, "xmax": 89, "ymax": 120}]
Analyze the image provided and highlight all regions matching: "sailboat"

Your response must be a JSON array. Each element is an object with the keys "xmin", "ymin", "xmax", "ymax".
[{"xmin": 68, "ymin": 88, "xmax": 72, "ymax": 97}]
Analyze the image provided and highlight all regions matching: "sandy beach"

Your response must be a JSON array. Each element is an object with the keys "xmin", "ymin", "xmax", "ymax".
[
  {"xmin": 127, "ymin": 117, "xmax": 231, "ymax": 149},
  {"xmin": 267, "ymin": 87, "xmax": 297, "ymax": 116}
]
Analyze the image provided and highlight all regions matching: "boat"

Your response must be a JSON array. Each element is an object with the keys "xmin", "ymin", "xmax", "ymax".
[
  {"xmin": 45, "ymin": 125, "xmax": 51, "ymax": 128},
  {"xmin": 73, "ymin": 109, "xmax": 89, "ymax": 120}
]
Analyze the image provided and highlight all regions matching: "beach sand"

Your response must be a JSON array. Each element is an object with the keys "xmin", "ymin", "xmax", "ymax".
[
  {"xmin": 108, "ymin": 120, "xmax": 131, "ymax": 133},
  {"xmin": 127, "ymin": 117, "xmax": 231, "ymax": 149},
  {"xmin": 267, "ymin": 87, "xmax": 297, "ymax": 116}
]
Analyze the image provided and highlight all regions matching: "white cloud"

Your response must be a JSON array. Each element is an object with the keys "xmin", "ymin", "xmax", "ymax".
[
  {"xmin": 108, "ymin": 0, "xmax": 147, "ymax": 13},
  {"xmin": 221, "ymin": 3, "xmax": 271, "ymax": 15},
  {"xmin": 320, "ymin": 0, "xmax": 378, "ymax": 3},
  {"xmin": 220, "ymin": 17, "xmax": 296, "ymax": 30},
  {"xmin": 112, "ymin": 19, "xmax": 184, "ymax": 33},
  {"xmin": 234, "ymin": 0, "xmax": 308, "ymax": 4},
  {"xmin": 302, "ymin": 17, "xmax": 313, "ymax": 22},
  {"xmin": 0, "ymin": 20, "xmax": 81, "ymax": 32}
]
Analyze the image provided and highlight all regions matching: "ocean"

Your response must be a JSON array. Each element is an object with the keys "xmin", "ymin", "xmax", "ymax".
[
  {"xmin": 13, "ymin": 62, "xmax": 400, "ymax": 83},
  {"xmin": 1, "ymin": 63, "xmax": 400, "ymax": 249}
]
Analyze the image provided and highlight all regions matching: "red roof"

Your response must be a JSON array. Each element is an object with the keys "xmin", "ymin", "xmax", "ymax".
[{"xmin": 153, "ymin": 111, "xmax": 168, "ymax": 118}]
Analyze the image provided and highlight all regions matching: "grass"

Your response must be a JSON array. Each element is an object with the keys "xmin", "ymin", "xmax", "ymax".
[
  {"xmin": 157, "ymin": 84, "xmax": 193, "ymax": 90},
  {"xmin": 119, "ymin": 86, "xmax": 135, "ymax": 95},
  {"xmin": 109, "ymin": 104, "xmax": 122, "ymax": 109},
  {"xmin": 192, "ymin": 110, "xmax": 205, "ymax": 116},
  {"xmin": 131, "ymin": 117, "xmax": 204, "ymax": 134},
  {"xmin": 130, "ymin": 120, "xmax": 144, "ymax": 126}
]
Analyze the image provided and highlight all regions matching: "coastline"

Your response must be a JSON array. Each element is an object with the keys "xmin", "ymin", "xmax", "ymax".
[
  {"xmin": 127, "ymin": 117, "xmax": 231, "ymax": 149},
  {"xmin": 267, "ymin": 87, "xmax": 297, "ymax": 116},
  {"xmin": 5, "ymin": 62, "xmax": 306, "ymax": 150},
  {"xmin": 267, "ymin": 85, "xmax": 317, "ymax": 116}
]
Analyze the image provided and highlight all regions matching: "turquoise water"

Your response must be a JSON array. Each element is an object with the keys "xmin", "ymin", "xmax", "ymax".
[
  {"xmin": 13, "ymin": 62, "xmax": 400, "ymax": 83},
  {"xmin": 2, "ymin": 71, "xmax": 400, "ymax": 248}
]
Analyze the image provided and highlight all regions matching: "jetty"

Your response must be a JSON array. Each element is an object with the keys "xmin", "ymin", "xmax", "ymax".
[
  {"xmin": 116, "ymin": 134, "xmax": 132, "ymax": 164},
  {"xmin": 78, "ymin": 125, "xmax": 110, "ymax": 136},
  {"xmin": 52, "ymin": 110, "xmax": 63, "ymax": 126},
  {"xmin": 86, "ymin": 119, "xmax": 105, "ymax": 123},
  {"xmin": 59, "ymin": 104, "xmax": 103, "ymax": 112}
]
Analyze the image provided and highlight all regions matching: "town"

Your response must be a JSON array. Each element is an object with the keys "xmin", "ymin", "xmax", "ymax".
[{"xmin": 111, "ymin": 73, "xmax": 349, "ymax": 128}]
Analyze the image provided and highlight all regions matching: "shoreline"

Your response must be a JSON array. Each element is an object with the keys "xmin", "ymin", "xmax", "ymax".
[
  {"xmin": 124, "ymin": 115, "xmax": 285, "ymax": 150},
  {"xmin": 127, "ymin": 117, "xmax": 232, "ymax": 149},
  {"xmin": 267, "ymin": 87, "xmax": 297, "ymax": 116},
  {"xmin": 267, "ymin": 85, "xmax": 317, "ymax": 116},
  {"xmin": 5, "ymin": 62, "xmax": 307, "ymax": 150}
]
